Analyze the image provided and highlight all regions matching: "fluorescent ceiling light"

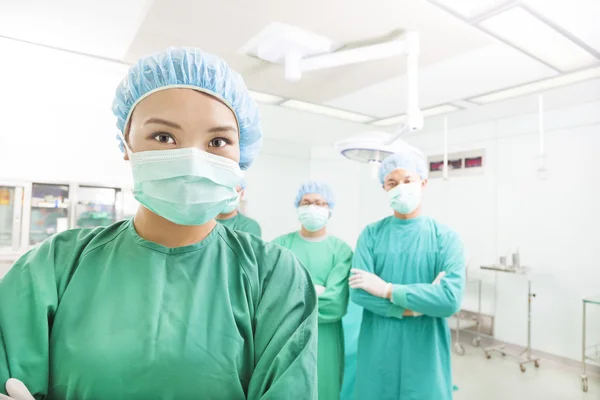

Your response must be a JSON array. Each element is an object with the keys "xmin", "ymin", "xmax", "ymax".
[
  {"xmin": 248, "ymin": 90, "xmax": 285, "ymax": 104},
  {"xmin": 371, "ymin": 104, "xmax": 460, "ymax": 127},
  {"xmin": 480, "ymin": 7, "xmax": 598, "ymax": 71},
  {"xmin": 281, "ymin": 100, "xmax": 374, "ymax": 123},
  {"xmin": 372, "ymin": 115, "xmax": 408, "ymax": 127},
  {"xmin": 469, "ymin": 66, "xmax": 600, "ymax": 104},
  {"xmin": 431, "ymin": 0, "xmax": 508, "ymax": 19},
  {"xmin": 422, "ymin": 104, "xmax": 460, "ymax": 116},
  {"xmin": 523, "ymin": 0, "xmax": 600, "ymax": 54}
]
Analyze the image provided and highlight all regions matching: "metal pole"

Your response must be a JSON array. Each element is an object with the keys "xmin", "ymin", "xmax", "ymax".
[
  {"xmin": 443, "ymin": 116, "xmax": 449, "ymax": 180},
  {"xmin": 527, "ymin": 280, "xmax": 532, "ymax": 358},
  {"xmin": 582, "ymin": 300, "xmax": 587, "ymax": 376},
  {"xmin": 477, "ymin": 280, "xmax": 483, "ymax": 337}
]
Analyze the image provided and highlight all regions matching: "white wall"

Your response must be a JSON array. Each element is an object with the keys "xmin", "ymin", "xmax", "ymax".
[
  {"xmin": 0, "ymin": 37, "xmax": 368, "ymax": 247},
  {"xmin": 349, "ymin": 98, "xmax": 600, "ymax": 361}
]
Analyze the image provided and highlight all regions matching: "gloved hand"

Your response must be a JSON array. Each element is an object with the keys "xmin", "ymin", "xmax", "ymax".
[
  {"xmin": 349, "ymin": 269, "xmax": 391, "ymax": 299},
  {"xmin": 410, "ymin": 272, "xmax": 446, "ymax": 317},
  {"xmin": 0, "ymin": 378, "xmax": 35, "ymax": 400},
  {"xmin": 314, "ymin": 284, "xmax": 326, "ymax": 296}
]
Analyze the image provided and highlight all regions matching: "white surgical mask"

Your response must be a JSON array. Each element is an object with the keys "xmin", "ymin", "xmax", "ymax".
[
  {"xmin": 388, "ymin": 182, "xmax": 422, "ymax": 215},
  {"xmin": 297, "ymin": 205, "xmax": 329, "ymax": 232}
]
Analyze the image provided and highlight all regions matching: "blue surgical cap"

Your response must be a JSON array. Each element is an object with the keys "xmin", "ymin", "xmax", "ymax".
[
  {"xmin": 295, "ymin": 181, "xmax": 336, "ymax": 209},
  {"xmin": 112, "ymin": 47, "xmax": 262, "ymax": 170},
  {"xmin": 379, "ymin": 147, "xmax": 428, "ymax": 184}
]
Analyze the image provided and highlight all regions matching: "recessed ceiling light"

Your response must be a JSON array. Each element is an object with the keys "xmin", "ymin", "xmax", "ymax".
[
  {"xmin": 372, "ymin": 115, "xmax": 408, "ymax": 127},
  {"xmin": 430, "ymin": 0, "xmax": 508, "ymax": 19},
  {"xmin": 248, "ymin": 90, "xmax": 285, "ymax": 104},
  {"xmin": 280, "ymin": 100, "xmax": 374, "ymax": 123},
  {"xmin": 422, "ymin": 104, "xmax": 460, "ymax": 116},
  {"xmin": 371, "ymin": 104, "xmax": 460, "ymax": 126},
  {"xmin": 469, "ymin": 66, "xmax": 600, "ymax": 104},
  {"xmin": 480, "ymin": 7, "xmax": 598, "ymax": 71}
]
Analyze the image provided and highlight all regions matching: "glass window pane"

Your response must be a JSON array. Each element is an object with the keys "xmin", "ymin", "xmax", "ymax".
[
  {"xmin": 76, "ymin": 186, "xmax": 118, "ymax": 229},
  {"xmin": 0, "ymin": 187, "xmax": 16, "ymax": 249},
  {"xmin": 30, "ymin": 183, "xmax": 70, "ymax": 246}
]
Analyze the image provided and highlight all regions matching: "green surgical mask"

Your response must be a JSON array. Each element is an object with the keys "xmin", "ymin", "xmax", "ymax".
[
  {"xmin": 388, "ymin": 182, "xmax": 422, "ymax": 215},
  {"xmin": 129, "ymin": 147, "xmax": 243, "ymax": 226},
  {"xmin": 297, "ymin": 205, "xmax": 329, "ymax": 232},
  {"xmin": 220, "ymin": 193, "xmax": 240, "ymax": 214}
]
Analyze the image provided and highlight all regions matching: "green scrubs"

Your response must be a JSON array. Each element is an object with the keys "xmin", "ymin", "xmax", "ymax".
[
  {"xmin": 0, "ymin": 220, "xmax": 317, "ymax": 399},
  {"xmin": 340, "ymin": 301, "xmax": 362, "ymax": 400},
  {"xmin": 272, "ymin": 232, "xmax": 353, "ymax": 400},
  {"xmin": 350, "ymin": 216, "xmax": 465, "ymax": 400},
  {"xmin": 217, "ymin": 213, "xmax": 262, "ymax": 237}
]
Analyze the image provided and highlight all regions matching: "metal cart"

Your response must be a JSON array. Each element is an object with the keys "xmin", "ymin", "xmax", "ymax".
[
  {"xmin": 450, "ymin": 278, "xmax": 483, "ymax": 355},
  {"xmin": 480, "ymin": 265, "xmax": 540, "ymax": 372},
  {"xmin": 581, "ymin": 296, "xmax": 600, "ymax": 393}
]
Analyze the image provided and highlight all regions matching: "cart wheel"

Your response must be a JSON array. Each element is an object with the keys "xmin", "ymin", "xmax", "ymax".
[
  {"xmin": 582, "ymin": 378, "xmax": 588, "ymax": 393},
  {"xmin": 454, "ymin": 344, "xmax": 466, "ymax": 356},
  {"xmin": 534, "ymin": 360, "xmax": 540, "ymax": 368},
  {"xmin": 472, "ymin": 337, "xmax": 481, "ymax": 347},
  {"xmin": 501, "ymin": 352, "xmax": 506, "ymax": 357},
  {"xmin": 520, "ymin": 365, "xmax": 526, "ymax": 373}
]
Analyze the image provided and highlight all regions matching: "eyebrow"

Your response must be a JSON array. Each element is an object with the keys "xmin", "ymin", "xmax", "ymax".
[
  {"xmin": 144, "ymin": 119, "xmax": 238, "ymax": 135},
  {"xmin": 208, "ymin": 125, "xmax": 238, "ymax": 134},
  {"xmin": 144, "ymin": 118, "xmax": 182, "ymax": 129}
]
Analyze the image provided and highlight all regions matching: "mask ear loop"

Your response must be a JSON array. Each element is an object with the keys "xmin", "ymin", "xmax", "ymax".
[{"xmin": 116, "ymin": 130, "xmax": 134, "ymax": 158}]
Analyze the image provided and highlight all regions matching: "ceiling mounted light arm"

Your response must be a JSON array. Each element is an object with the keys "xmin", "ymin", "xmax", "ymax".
[
  {"xmin": 382, "ymin": 31, "xmax": 423, "ymax": 145},
  {"xmin": 334, "ymin": 32, "xmax": 423, "ymax": 167},
  {"xmin": 299, "ymin": 40, "xmax": 407, "ymax": 73}
]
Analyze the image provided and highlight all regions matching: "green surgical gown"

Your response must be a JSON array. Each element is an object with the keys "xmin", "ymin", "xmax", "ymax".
[
  {"xmin": 350, "ymin": 216, "xmax": 465, "ymax": 400},
  {"xmin": 272, "ymin": 233, "xmax": 353, "ymax": 400},
  {"xmin": 340, "ymin": 301, "xmax": 362, "ymax": 400},
  {"xmin": 0, "ymin": 220, "xmax": 318, "ymax": 399},
  {"xmin": 217, "ymin": 213, "xmax": 262, "ymax": 237}
]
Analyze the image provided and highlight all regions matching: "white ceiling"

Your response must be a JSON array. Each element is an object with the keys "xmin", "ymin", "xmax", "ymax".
[
  {"xmin": 0, "ymin": 0, "xmax": 598, "ymax": 126},
  {"xmin": 0, "ymin": 0, "xmax": 152, "ymax": 59},
  {"xmin": 326, "ymin": 42, "xmax": 558, "ymax": 117}
]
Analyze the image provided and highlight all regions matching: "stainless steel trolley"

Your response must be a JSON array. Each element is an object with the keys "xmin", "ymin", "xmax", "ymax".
[
  {"xmin": 480, "ymin": 265, "xmax": 540, "ymax": 372},
  {"xmin": 451, "ymin": 278, "xmax": 483, "ymax": 355},
  {"xmin": 581, "ymin": 296, "xmax": 600, "ymax": 393}
]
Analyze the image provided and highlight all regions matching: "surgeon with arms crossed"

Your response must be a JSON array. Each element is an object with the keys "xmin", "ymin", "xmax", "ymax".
[
  {"xmin": 0, "ymin": 48, "xmax": 318, "ymax": 400},
  {"xmin": 273, "ymin": 181, "xmax": 353, "ymax": 400},
  {"xmin": 217, "ymin": 178, "xmax": 262, "ymax": 237},
  {"xmin": 349, "ymin": 147, "xmax": 465, "ymax": 400}
]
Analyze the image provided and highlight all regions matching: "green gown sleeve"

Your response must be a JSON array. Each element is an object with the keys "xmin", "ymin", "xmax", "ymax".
[
  {"xmin": 350, "ymin": 228, "xmax": 406, "ymax": 319},
  {"xmin": 390, "ymin": 230, "xmax": 465, "ymax": 318},
  {"xmin": 0, "ymin": 229, "xmax": 99, "ymax": 399},
  {"xmin": 247, "ymin": 246, "xmax": 318, "ymax": 399},
  {"xmin": 317, "ymin": 242, "xmax": 352, "ymax": 323}
]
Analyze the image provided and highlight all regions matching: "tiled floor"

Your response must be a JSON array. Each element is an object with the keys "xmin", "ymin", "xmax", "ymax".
[{"xmin": 452, "ymin": 346, "xmax": 600, "ymax": 399}]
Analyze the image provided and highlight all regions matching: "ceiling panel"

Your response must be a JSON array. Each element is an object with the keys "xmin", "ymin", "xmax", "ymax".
[
  {"xmin": 430, "ymin": 0, "xmax": 508, "ymax": 19},
  {"xmin": 326, "ymin": 43, "xmax": 557, "ymax": 117},
  {"xmin": 523, "ymin": 0, "xmax": 600, "ymax": 53},
  {"xmin": 0, "ymin": 0, "xmax": 152, "ymax": 59},
  {"xmin": 124, "ymin": 0, "xmax": 493, "ymax": 103},
  {"xmin": 480, "ymin": 7, "xmax": 598, "ymax": 71}
]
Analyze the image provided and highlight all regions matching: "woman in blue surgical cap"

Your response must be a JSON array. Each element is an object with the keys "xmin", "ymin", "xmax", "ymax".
[
  {"xmin": 349, "ymin": 147, "xmax": 465, "ymax": 400},
  {"xmin": 0, "ymin": 48, "xmax": 317, "ymax": 400},
  {"xmin": 273, "ymin": 181, "xmax": 353, "ymax": 400}
]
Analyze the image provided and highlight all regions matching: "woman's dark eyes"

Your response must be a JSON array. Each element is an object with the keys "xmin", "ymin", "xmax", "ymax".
[
  {"xmin": 152, "ymin": 133, "xmax": 176, "ymax": 144},
  {"xmin": 209, "ymin": 138, "xmax": 229, "ymax": 148}
]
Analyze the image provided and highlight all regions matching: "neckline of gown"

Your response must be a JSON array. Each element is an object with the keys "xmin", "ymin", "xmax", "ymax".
[{"xmin": 126, "ymin": 218, "xmax": 222, "ymax": 255}]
